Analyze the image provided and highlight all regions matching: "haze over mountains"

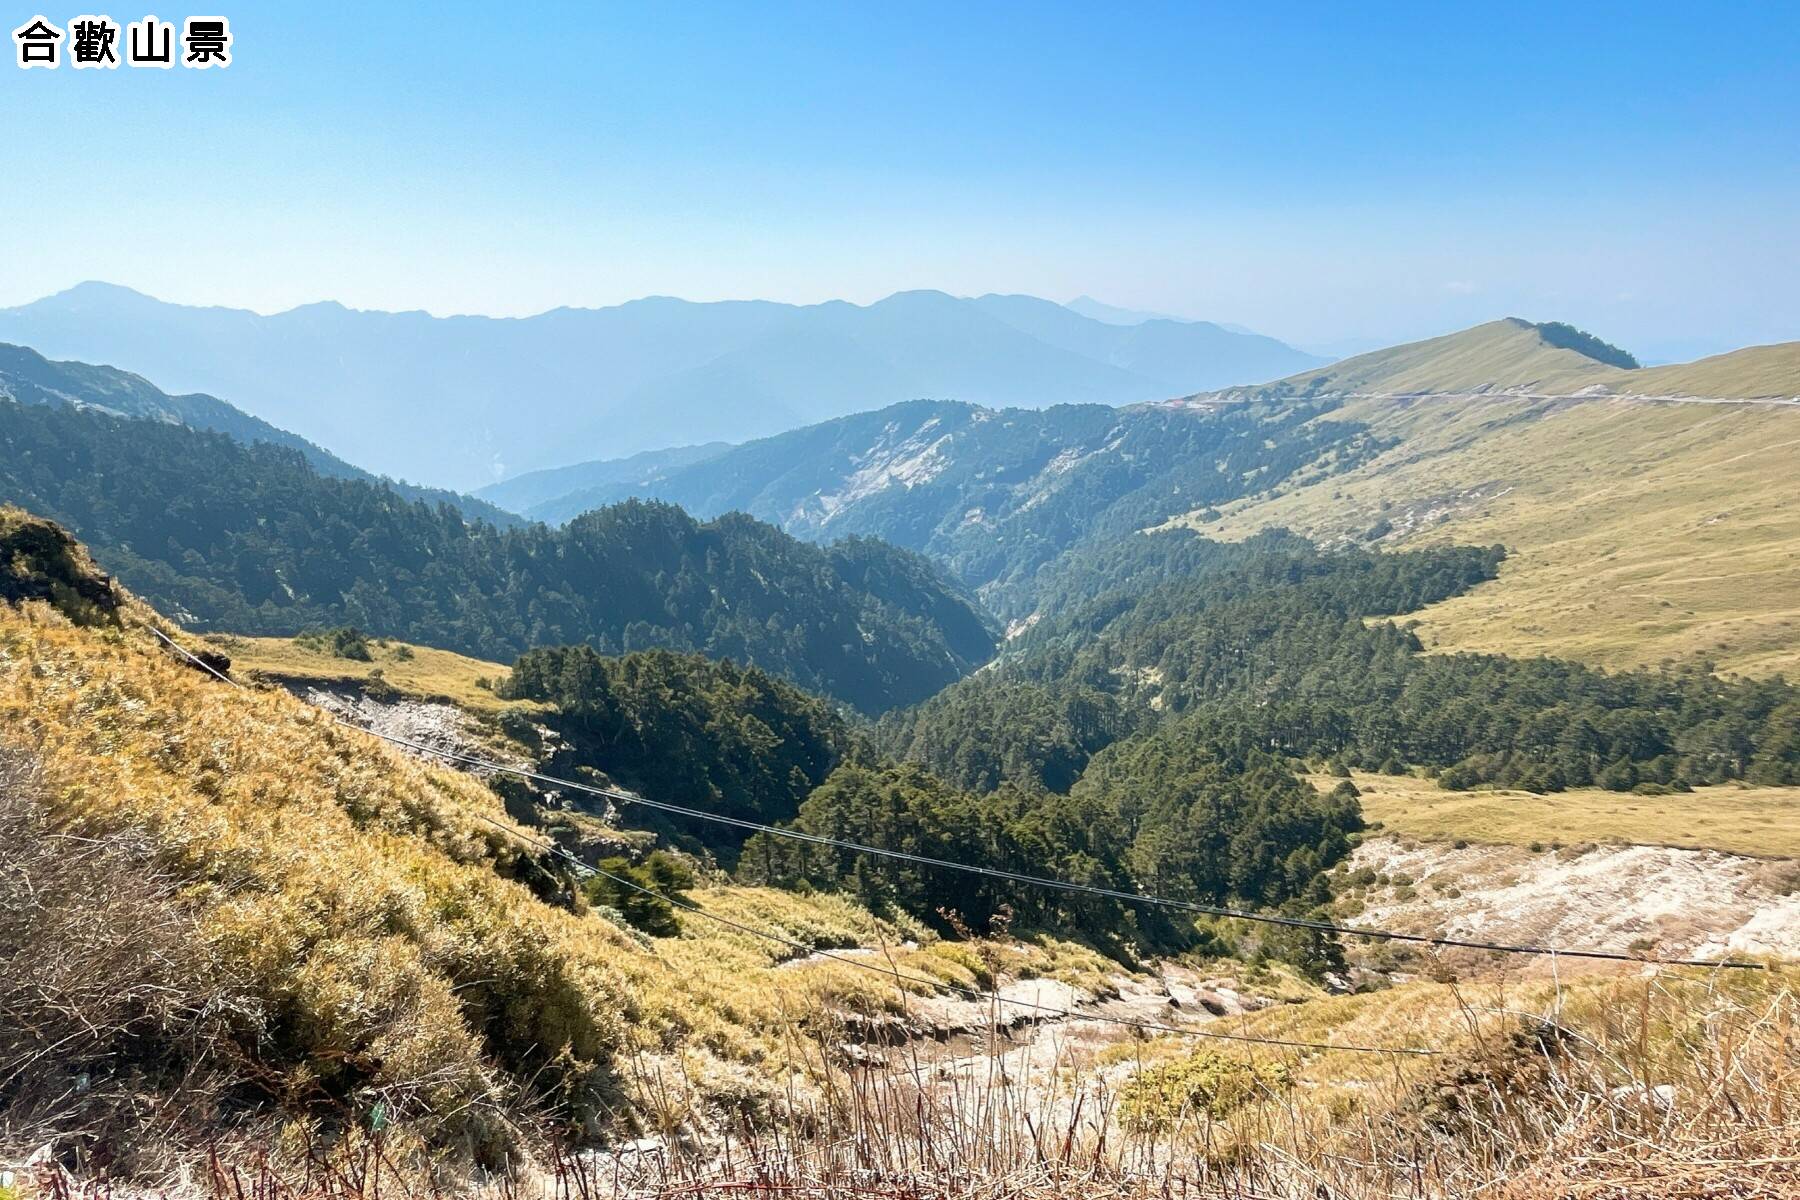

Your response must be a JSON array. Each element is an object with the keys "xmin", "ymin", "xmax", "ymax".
[
  {"xmin": 7, "ymin": 305, "xmax": 1795, "ymax": 681},
  {"xmin": 479, "ymin": 396, "xmax": 1382, "ymax": 614},
  {"xmin": 0, "ymin": 343, "xmax": 519, "ymax": 526},
  {"xmin": 0, "ymin": 355, "xmax": 997, "ymax": 712},
  {"xmin": 476, "ymin": 319, "xmax": 1800, "ymax": 623},
  {"xmin": 0, "ymin": 283, "xmax": 1324, "ymax": 490}
]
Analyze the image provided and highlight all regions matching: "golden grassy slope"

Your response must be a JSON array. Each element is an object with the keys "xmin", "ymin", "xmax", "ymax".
[
  {"xmin": 1233, "ymin": 318, "xmax": 1799, "ymax": 400},
  {"xmin": 1105, "ymin": 964, "xmax": 1797, "ymax": 1196},
  {"xmin": 1628, "ymin": 339, "xmax": 1800, "ymax": 399},
  {"xmin": 8, "ymin": 513, "xmax": 1794, "ymax": 1190},
  {"xmin": 1312, "ymin": 770, "xmax": 1800, "ymax": 858},
  {"xmin": 1258, "ymin": 318, "xmax": 1623, "ymax": 395},
  {"xmin": 0, "ymin": 600, "xmax": 639, "ymax": 1142},
  {"xmin": 0, "ymin": 552, "xmax": 1111, "ymax": 1149},
  {"xmin": 1185, "ymin": 393, "xmax": 1800, "ymax": 677},
  {"xmin": 207, "ymin": 631, "xmax": 532, "ymax": 713}
]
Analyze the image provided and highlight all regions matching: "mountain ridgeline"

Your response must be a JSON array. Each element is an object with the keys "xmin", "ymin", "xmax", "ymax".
[
  {"xmin": 480, "ymin": 318, "xmax": 1800, "ymax": 642},
  {"xmin": 0, "ymin": 284, "xmax": 1325, "ymax": 489},
  {"xmin": 482, "ymin": 397, "xmax": 1390, "ymax": 614},
  {"xmin": 0, "ymin": 342, "xmax": 519, "ymax": 526},
  {"xmin": 1208, "ymin": 317, "xmax": 1797, "ymax": 402},
  {"xmin": 0, "ymin": 398, "xmax": 995, "ymax": 712}
]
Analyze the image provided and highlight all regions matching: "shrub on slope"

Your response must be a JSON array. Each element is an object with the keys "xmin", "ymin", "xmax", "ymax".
[
  {"xmin": 0, "ymin": 513, "xmax": 1095, "ymax": 1169},
  {"xmin": 0, "ymin": 520, "xmax": 640, "ymax": 1156}
]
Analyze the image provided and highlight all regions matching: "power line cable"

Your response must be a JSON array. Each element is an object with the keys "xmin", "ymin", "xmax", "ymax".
[
  {"xmin": 480, "ymin": 804, "xmax": 1433, "ymax": 1056},
  {"xmin": 146, "ymin": 627, "xmax": 1767, "ymax": 973},
  {"xmin": 144, "ymin": 627, "xmax": 1431, "ymax": 1057}
]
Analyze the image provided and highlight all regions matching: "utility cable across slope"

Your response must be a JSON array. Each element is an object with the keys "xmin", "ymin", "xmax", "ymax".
[
  {"xmin": 146, "ymin": 626, "xmax": 1767, "ymax": 974},
  {"xmin": 147, "ymin": 627, "xmax": 1434, "ymax": 1056}
]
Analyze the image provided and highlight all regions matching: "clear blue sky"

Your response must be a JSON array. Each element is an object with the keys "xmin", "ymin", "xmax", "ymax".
[{"xmin": 3, "ymin": 1, "xmax": 1796, "ymax": 356}]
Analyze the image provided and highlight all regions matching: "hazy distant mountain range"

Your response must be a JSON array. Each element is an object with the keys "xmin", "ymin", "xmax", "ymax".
[
  {"xmin": 0, "ymin": 283, "xmax": 1325, "ymax": 491},
  {"xmin": 6, "ymin": 311, "xmax": 1794, "ymax": 675},
  {"xmin": 0, "ymin": 346, "xmax": 994, "ymax": 712}
]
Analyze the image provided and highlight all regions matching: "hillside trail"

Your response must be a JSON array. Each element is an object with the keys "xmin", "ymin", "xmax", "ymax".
[
  {"xmin": 832, "ymin": 960, "xmax": 1287, "ymax": 1136},
  {"xmin": 1338, "ymin": 389, "xmax": 1800, "ymax": 407}
]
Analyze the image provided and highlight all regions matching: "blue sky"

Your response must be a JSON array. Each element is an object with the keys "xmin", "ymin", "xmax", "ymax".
[{"xmin": 3, "ymin": 1, "xmax": 1797, "ymax": 356}]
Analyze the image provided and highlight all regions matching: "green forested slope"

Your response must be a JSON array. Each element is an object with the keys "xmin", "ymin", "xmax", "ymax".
[
  {"xmin": 0, "ymin": 401, "xmax": 995, "ymax": 712},
  {"xmin": 501, "ymin": 396, "xmax": 1387, "ymax": 615},
  {"xmin": 879, "ymin": 529, "xmax": 1800, "ymax": 799}
]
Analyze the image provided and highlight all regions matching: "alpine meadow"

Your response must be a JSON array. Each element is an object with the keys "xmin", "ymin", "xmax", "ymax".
[{"xmin": 4, "ymin": 7, "xmax": 1799, "ymax": 1199}]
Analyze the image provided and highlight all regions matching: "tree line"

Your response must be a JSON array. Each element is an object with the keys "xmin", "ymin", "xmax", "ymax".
[
  {"xmin": 882, "ymin": 529, "xmax": 1799, "ymax": 794},
  {"xmin": 0, "ymin": 401, "xmax": 996, "ymax": 712}
]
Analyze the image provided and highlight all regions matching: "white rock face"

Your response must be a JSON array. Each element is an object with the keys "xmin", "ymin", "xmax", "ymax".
[
  {"xmin": 1348, "ymin": 836, "xmax": 1800, "ymax": 962},
  {"xmin": 814, "ymin": 422, "xmax": 954, "ymax": 523}
]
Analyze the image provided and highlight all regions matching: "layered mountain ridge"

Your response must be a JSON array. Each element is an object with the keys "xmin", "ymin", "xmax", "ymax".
[
  {"xmin": 0, "ymin": 354, "xmax": 996, "ymax": 712},
  {"xmin": 0, "ymin": 342, "xmax": 519, "ymax": 526},
  {"xmin": 0, "ymin": 283, "xmax": 1325, "ymax": 489},
  {"xmin": 484, "ymin": 317, "xmax": 1800, "ymax": 673}
]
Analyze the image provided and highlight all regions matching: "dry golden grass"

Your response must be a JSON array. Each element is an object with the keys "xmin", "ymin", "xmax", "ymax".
[
  {"xmin": 0, "ymin": 599, "xmax": 646, "ymax": 1144},
  {"xmin": 622, "ymin": 883, "xmax": 1118, "ymax": 1073},
  {"xmin": 7, "ymin": 513, "xmax": 1795, "ymax": 1193},
  {"xmin": 1235, "ymin": 320, "xmax": 1798, "ymax": 402},
  {"xmin": 1314, "ymin": 770, "xmax": 1800, "ymax": 859},
  {"xmin": 1258, "ymin": 318, "xmax": 1627, "ymax": 395},
  {"xmin": 1093, "ymin": 963, "xmax": 1800, "ymax": 1197},
  {"xmin": 166, "ymin": 965, "xmax": 1800, "ymax": 1198},
  {"xmin": 208, "ymin": 632, "xmax": 536, "ymax": 713},
  {"xmin": 1185, "ymin": 393, "xmax": 1800, "ymax": 678},
  {"xmin": 1630, "ymin": 339, "xmax": 1800, "ymax": 399},
  {"xmin": 0, "ymin": 565, "xmax": 1119, "ymax": 1153}
]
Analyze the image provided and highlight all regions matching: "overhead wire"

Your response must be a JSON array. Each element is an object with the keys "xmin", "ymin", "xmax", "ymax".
[
  {"xmin": 146, "ymin": 626, "xmax": 1433, "ymax": 1056},
  {"xmin": 146, "ymin": 625, "xmax": 1766, "ymax": 974}
]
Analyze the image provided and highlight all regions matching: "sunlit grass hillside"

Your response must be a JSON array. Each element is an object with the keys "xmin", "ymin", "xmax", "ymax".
[
  {"xmin": 1245, "ymin": 318, "xmax": 1628, "ymax": 395},
  {"xmin": 1099, "ymin": 963, "xmax": 1798, "ymax": 1197},
  {"xmin": 209, "ymin": 630, "xmax": 532, "ymax": 713},
  {"xmin": 1226, "ymin": 317, "xmax": 1799, "ymax": 400},
  {"xmin": 1183, "ymin": 393, "xmax": 1800, "ymax": 677},
  {"xmin": 1311, "ymin": 770, "xmax": 1800, "ymax": 858},
  {"xmin": 1177, "ymin": 320, "xmax": 1800, "ymax": 677},
  {"xmin": 0, "ymin": 509, "xmax": 1107, "ymax": 1163},
  {"xmin": 1627, "ymin": 339, "xmax": 1800, "ymax": 398},
  {"xmin": 5, "ymin": 509, "xmax": 1798, "ymax": 1195}
]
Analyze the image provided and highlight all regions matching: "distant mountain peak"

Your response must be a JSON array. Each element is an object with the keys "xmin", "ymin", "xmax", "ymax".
[
  {"xmin": 0, "ymin": 284, "xmax": 1326, "ymax": 489},
  {"xmin": 870, "ymin": 288, "xmax": 962, "ymax": 309},
  {"xmin": 1207, "ymin": 317, "xmax": 1772, "ymax": 402},
  {"xmin": 41, "ymin": 280, "xmax": 159, "ymax": 307}
]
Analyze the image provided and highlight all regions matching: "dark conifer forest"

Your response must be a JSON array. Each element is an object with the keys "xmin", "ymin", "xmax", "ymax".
[
  {"xmin": 5, "ymin": 378, "xmax": 1796, "ymax": 970},
  {"xmin": 0, "ymin": 401, "xmax": 995, "ymax": 712}
]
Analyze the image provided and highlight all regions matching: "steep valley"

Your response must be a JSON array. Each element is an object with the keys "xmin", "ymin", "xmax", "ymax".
[{"xmin": 4, "ymin": 317, "xmax": 1800, "ymax": 1196}]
